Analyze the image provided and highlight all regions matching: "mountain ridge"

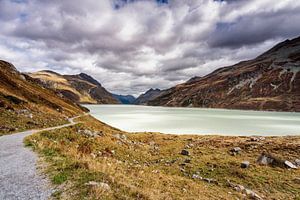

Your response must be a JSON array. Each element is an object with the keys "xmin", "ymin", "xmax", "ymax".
[
  {"xmin": 28, "ymin": 71, "xmax": 119, "ymax": 104},
  {"xmin": 148, "ymin": 36, "xmax": 300, "ymax": 112}
]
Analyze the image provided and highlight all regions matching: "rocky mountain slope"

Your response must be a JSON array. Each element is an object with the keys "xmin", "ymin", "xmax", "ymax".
[
  {"xmin": 113, "ymin": 94, "xmax": 136, "ymax": 104},
  {"xmin": 149, "ymin": 36, "xmax": 300, "ymax": 112},
  {"xmin": 134, "ymin": 88, "xmax": 162, "ymax": 105},
  {"xmin": 0, "ymin": 60, "xmax": 86, "ymax": 135},
  {"xmin": 28, "ymin": 71, "xmax": 119, "ymax": 104}
]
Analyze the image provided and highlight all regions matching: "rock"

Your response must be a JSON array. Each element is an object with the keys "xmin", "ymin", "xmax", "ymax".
[
  {"xmin": 184, "ymin": 159, "xmax": 191, "ymax": 163},
  {"xmin": 99, "ymin": 182, "xmax": 111, "ymax": 191},
  {"xmin": 295, "ymin": 159, "xmax": 300, "ymax": 167},
  {"xmin": 241, "ymin": 161, "xmax": 250, "ymax": 168},
  {"xmin": 284, "ymin": 161, "xmax": 298, "ymax": 169},
  {"xmin": 78, "ymin": 129, "xmax": 100, "ymax": 138},
  {"xmin": 85, "ymin": 181, "xmax": 111, "ymax": 191},
  {"xmin": 113, "ymin": 133, "xmax": 127, "ymax": 140},
  {"xmin": 293, "ymin": 177, "xmax": 300, "ymax": 184},
  {"xmin": 234, "ymin": 184, "xmax": 245, "ymax": 192},
  {"xmin": 257, "ymin": 152, "xmax": 285, "ymax": 167},
  {"xmin": 245, "ymin": 189, "xmax": 263, "ymax": 200},
  {"xmin": 192, "ymin": 174, "xmax": 202, "ymax": 180},
  {"xmin": 227, "ymin": 180, "xmax": 262, "ymax": 200},
  {"xmin": 85, "ymin": 181, "xmax": 99, "ymax": 186},
  {"xmin": 249, "ymin": 137, "xmax": 265, "ymax": 142},
  {"xmin": 203, "ymin": 178, "xmax": 217, "ymax": 184},
  {"xmin": 230, "ymin": 147, "xmax": 241, "ymax": 155},
  {"xmin": 181, "ymin": 149, "xmax": 190, "ymax": 156}
]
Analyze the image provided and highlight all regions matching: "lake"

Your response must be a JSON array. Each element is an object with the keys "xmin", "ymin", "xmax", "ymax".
[{"xmin": 84, "ymin": 105, "xmax": 300, "ymax": 136}]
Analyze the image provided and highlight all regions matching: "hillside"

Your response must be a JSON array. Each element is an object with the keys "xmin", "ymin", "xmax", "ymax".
[
  {"xmin": 0, "ymin": 60, "xmax": 86, "ymax": 135},
  {"xmin": 149, "ymin": 36, "xmax": 300, "ymax": 112},
  {"xmin": 28, "ymin": 71, "xmax": 119, "ymax": 104},
  {"xmin": 113, "ymin": 94, "xmax": 136, "ymax": 104},
  {"xmin": 134, "ymin": 88, "xmax": 162, "ymax": 105}
]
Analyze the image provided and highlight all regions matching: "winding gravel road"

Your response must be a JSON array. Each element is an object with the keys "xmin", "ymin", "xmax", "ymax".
[{"xmin": 0, "ymin": 115, "xmax": 81, "ymax": 200}]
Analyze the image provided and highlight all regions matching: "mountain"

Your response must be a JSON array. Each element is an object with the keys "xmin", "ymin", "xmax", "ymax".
[
  {"xmin": 134, "ymin": 88, "xmax": 162, "ymax": 105},
  {"xmin": 148, "ymin": 36, "xmax": 300, "ymax": 112},
  {"xmin": 28, "ymin": 71, "xmax": 120, "ymax": 104},
  {"xmin": 113, "ymin": 94, "xmax": 136, "ymax": 104},
  {"xmin": 0, "ymin": 60, "xmax": 86, "ymax": 135}
]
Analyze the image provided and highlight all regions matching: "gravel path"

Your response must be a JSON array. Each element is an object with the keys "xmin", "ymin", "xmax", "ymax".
[{"xmin": 0, "ymin": 115, "xmax": 81, "ymax": 200}]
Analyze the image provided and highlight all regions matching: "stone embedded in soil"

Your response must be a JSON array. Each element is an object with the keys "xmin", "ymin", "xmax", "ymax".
[
  {"xmin": 192, "ymin": 174, "xmax": 203, "ymax": 180},
  {"xmin": 203, "ymin": 178, "xmax": 217, "ymax": 184},
  {"xmin": 230, "ymin": 147, "xmax": 242, "ymax": 155},
  {"xmin": 85, "ymin": 181, "xmax": 111, "ymax": 191},
  {"xmin": 295, "ymin": 159, "xmax": 300, "ymax": 167},
  {"xmin": 227, "ymin": 180, "xmax": 262, "ymax": 200},
  {"xmin": 181, "ymin": 149, "xmax": 190, "ymax": 156},
  {"xmin": 284, "ymin": 161, "xmax": 298, "ymax": 169},
  {"xmin": 241, "ymin": 161, "xmax": 250, "ymax": 168}
]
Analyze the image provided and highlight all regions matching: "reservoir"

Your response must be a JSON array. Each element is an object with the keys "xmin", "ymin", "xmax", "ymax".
[{"xmin": 84, "ymin": 105, "xmax": 300, "ymax": 136}]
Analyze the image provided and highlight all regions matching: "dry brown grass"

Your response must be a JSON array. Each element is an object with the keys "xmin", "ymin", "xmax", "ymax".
[{"xmin": 25, "ymin": 115, "xmax": 300, "ymax": 200}]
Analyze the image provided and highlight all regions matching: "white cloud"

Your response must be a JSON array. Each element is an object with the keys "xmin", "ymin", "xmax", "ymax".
[{"xmin": 0, "ymin": 0, "xmax": 299, "ymax": 96}]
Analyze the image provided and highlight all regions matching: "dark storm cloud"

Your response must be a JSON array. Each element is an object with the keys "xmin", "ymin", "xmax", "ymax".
[
  {"xmin": 0, "ymin": 0, "xmax": 299, "ymax": 96},
  {"xmin": 209, "ymin": 8, "xmax": 300, "ymax": 48}
]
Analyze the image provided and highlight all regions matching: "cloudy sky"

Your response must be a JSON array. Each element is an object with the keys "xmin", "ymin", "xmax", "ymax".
[{"xmin": 1, "ymin": 0, "xmax": 300, "ymax": 96}]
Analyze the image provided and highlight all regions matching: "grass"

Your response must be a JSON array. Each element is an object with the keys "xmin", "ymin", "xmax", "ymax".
[
  {"xmin": 24, "ymin": 115, "xmax": 300, "ymax": 200},
  {"xmin": 0, "ymin": 107, "xmax": 68, "ymax": 136}
]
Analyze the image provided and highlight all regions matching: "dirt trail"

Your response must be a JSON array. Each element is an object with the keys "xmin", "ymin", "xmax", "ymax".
[{"xmin": 0, "ymin": 115, "xmax": 83, "ymax": 200}]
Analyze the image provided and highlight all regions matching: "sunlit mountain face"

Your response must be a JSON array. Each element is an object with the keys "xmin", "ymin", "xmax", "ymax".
[{"xmin": 0, "ymin": 0, "xmax": 299, "ymax": 96}]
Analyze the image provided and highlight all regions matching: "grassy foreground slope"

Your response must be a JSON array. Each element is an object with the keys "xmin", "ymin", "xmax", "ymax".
[
  {"xmin": 25, "ymin": 115, "xmax": 300, "ymax": 200},
  {"xmin": 0, "ymin": 60, "xmax": 86, "ymax": 136}
]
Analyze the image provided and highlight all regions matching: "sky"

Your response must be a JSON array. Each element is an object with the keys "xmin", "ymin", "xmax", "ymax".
[{"xmin": 0, "ymin": 0, "xmax": 300, "ymax": 96}]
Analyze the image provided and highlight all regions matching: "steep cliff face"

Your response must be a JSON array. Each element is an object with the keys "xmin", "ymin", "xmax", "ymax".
[
  {"xmin": 149, "ymin": 36, "xmax": 300, "ymax": 112},
  {"xmin": 28, "ymin": 71, "xmax": 119, "ymax": 104},
  {"xmin": 134, "ymin": 88, "xmax": 162, "ymax": 105}
]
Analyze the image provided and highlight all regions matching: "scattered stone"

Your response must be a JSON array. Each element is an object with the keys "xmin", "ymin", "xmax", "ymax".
[
  {"xmin": 185, "ymin": 143, "xmax": 194, "ymax": 149},
  {"xmin": 113, "ymin": 133, "xmax": 127, "ymax": 140},
  {"xmin": 293, "ymin": 177, "xmax": 300, "ymax": 184},
  {"xmin": 295, "ymin": 159, "xmax": 300, "ymax": 167},
  {"xmin": 241, "ymin": 161, "xmax": 250, "ymax": 168},
  {"xmin": 203, "ymin": 178, "xmax": 217, "ymax": 184},
  {"xmin": 230, "ymin": 147, "xmax": 241, "ymax": 155},
  {"xmin": 85, "ymin": 181, "xmax": 99, "ymax": 186},
  {"xmin": 90, "ymin": 153, "xmax": 97, "ymax": 159},
  {"xmin": 257, "ymin": 152, "xmax": 284, "ymax": 167},
  {"xmin": 249, "ymin": 137, "xmax": 265, "ymax": 142},
  {"xmin": 78, "ymin": 129, "xmax": 100, "ymax": 138},
  {"xmin": 284, "ymin": 161, "xmax": 298, "ymax": 169},
  {"xmin": 85, "ymin": 181, "xmax": 110, "ymax": 191},
  {"xmin": 181, "ymin": 149, "xmax": 190, "ymax": 156},
  {"xmin": 192, "ymin": 174, "xmax": 203, "ymax": 180},
  {"xmin": 227, "ymin": 180, "xmax": 262, "ymax": 200}
]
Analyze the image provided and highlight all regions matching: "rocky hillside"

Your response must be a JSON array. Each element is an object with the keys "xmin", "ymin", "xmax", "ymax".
[
  {"xmin": 28, "ymin": 71, "xmax": 119, "ymax": 104},
  {"xmin": 113, "ymin": 94, "xmax": 136, "ymax": 104},
  {"xmin": 134, "ymin": 88, "xmax": 162, "ymax": 105},
  {"xmin": 149, "ymin": 36, "xmax": 300, "ymax": 112},
  {"xmin": 0, "ymin": 60, "xmax": 86, "ymax": 135}
]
